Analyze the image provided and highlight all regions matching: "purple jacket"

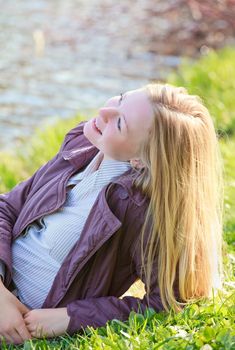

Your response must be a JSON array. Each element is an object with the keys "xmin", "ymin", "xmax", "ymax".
[{"xmin": 0, "ymin": 121, "xmax": 179, "ymax": 335}]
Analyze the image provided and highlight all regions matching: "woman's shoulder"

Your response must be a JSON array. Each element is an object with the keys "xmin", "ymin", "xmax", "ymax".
[{"xmin": 106, "ymin": 170, "xmax": 150, "ymax": 209}]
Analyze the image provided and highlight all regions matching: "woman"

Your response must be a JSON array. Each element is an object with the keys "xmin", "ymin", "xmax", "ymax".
[{"xmin": 0, "ymin": 83, "xmax": 224, "ymax": 345}]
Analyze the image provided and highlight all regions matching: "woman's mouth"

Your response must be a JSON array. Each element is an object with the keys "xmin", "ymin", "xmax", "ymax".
[{"xmin": 93, "ymin": 119, "xmax": 102, "ymax": 135}]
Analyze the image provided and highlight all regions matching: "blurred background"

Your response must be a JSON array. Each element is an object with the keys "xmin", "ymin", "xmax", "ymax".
[{"xmin": 0, "ymin": 0, "xmax": 235, "ymax": 150}]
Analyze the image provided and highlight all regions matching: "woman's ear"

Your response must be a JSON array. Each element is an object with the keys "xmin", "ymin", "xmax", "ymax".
[{"xmin": 130, "ymin": 158, "xmax": 145, "ymax": 169}]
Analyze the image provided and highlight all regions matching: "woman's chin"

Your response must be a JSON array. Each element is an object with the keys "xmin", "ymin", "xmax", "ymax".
[
  {"xmin": 83, "ymin": 120, "xmax": 92, "ymax": 138},
  {"xmin": 83, "ymin": 123, "xmax": 97, "ymax": 148}
]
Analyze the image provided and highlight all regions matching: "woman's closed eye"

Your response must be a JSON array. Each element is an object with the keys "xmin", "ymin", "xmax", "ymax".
[
  {"xmin": 117, "ymin": 117, "xmax": 121, "ymax": 131},
  {"xmin": 117, "ymin": 93, "xmax": 123, "ymax": 132}
]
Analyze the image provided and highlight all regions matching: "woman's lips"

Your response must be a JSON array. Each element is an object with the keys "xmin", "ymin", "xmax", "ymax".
[{"xmin": 92, "ymin": 118, "xmax": 102, "ymax": 135}]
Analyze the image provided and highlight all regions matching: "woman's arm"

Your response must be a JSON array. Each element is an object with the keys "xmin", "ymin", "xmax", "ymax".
[
  {"xmin": 0, "ymin": 121, "xmax": 87, "ymax": 288},
  {"xmin": 22, "ymin": 253, "xmax": 161, "ymax": 339},
  {"xmin": 0, "ymin": 172, "xmax": 40, "ymax": 287},
  {"xmin": 23, "ymin": 271, "xmax": 160, "ymax": 340},
  {"xmin": 64, "ymin": 263, "xmax": 162, "ymax": 335}
]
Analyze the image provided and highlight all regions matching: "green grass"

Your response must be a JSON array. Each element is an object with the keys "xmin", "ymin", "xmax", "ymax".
[
  {"xmin": 1, "ymin": 291, "xmax": 234, "ymax": 349},
  {"xmin": 220, "ymin": 137, "xmax": 235, "ymax": 263}
]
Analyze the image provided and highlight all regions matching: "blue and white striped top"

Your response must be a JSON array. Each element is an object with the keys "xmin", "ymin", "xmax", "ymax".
[{"xmin": 6, "ymin": 151, "xmax": 131, "ymax": 309}]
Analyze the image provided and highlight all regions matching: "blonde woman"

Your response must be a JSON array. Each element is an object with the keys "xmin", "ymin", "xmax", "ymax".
[{"xmin": 0, "ymin": 83, "xmax": 224, "ymax": 345}]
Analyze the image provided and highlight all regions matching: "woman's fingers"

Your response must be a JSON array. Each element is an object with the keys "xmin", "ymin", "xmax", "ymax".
[
  {"xmin": 0, "ymin": 329, "xmax": 22, "ymax": 345},
  {"xmin": 29, "ymin": 327, "xmax": 44, "ymax": 338},
  {"xmin": 3, "ymin": 323, "xmax": 32, "ymax": 345},
  {"xmin": 10, "ymin": 329, "xmax": 24, "ymax": 345},
  {"xmin": 24, "ymin": 323, "xmax": 35, "ymax": 333},
  {"xmin": 0, "ymin": 284, "xmax": 32, "ymax": 345},
  {"xmin": 16, "ymin": 323, "xmax": 32, "ymax": 342},
  {"xmin": 24, "ymin": 318, "xmax": 42, "ymax": 338},
  {"xmin": 0, "ymin": 316, "xmax": 32, "ymax": 345}
]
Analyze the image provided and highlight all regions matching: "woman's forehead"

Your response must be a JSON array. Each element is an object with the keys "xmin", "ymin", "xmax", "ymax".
[
  {"xmin": 125, "ymin": 89, "xmax": 152, "ymax": 117},
  {"xmin": 124, "ymin": 89, "xmax": 153, "ymax": 133}
]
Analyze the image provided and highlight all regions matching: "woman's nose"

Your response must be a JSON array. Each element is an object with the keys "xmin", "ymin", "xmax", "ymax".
[{"xmin": 99, "ymin": 107, "xmax": 119, "ymax": 122}]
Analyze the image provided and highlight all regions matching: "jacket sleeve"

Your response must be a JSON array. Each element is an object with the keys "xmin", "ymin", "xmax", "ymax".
[
  {"xmin": 0, "ymin": 121, "xmax": 87, "ymax": 287},
  {"xmin": 66, "ymin": 254, "xmax": 162, "ymax": 335},
  {"xmin": 0, "ymin": 170, "xmax": 42, "ymax": 285},
  {"xmin": 66, "ymin": 191, "xmax": 165, "ymax": 335}
]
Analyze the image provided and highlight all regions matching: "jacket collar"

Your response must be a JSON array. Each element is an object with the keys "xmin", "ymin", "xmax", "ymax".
[{"xmin": 62, "ymin": 145, "xmax": 99, "ymax": 170}]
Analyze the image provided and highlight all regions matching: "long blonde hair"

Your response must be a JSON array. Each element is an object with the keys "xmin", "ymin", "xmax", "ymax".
[{"xmin": 133, "ymin": 83, "xmax": 224, "ymax": 312}]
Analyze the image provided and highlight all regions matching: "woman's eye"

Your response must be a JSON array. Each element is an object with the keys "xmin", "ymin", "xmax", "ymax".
[{"xmin": 117, "ymin": 117, "xmax": 121, "ymax": 131}]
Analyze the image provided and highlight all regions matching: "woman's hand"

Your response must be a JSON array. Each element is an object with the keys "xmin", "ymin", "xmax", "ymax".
[
  {"xmin": 23, "ymin": 308, "xmax": 70, "ymax": 338},
  {"xmin": 0, "ymin": 280, "xmax": 32, "ymax": 345}
]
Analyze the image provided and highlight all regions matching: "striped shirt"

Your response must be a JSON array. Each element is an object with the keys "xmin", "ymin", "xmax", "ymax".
[{"xmin": 10, "ymin": 151, "xmax": 131, "ymax": 308}]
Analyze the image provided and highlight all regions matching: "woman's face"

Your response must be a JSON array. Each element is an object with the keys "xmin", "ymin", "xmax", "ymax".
[{"xmin": 84, "ymin": 88, "xmax": 154, "ymax": 161}]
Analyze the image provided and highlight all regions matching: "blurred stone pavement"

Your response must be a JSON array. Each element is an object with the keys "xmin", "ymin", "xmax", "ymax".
[{"xmin": 0, "ymin": 0, "xmax": 234, "ymax": 149}]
